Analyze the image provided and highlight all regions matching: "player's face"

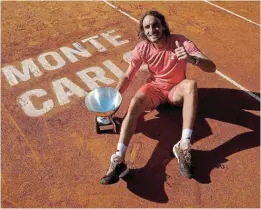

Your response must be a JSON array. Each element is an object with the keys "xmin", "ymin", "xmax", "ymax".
[{"xmin": 143, "ymin": 15, "xmax": 164, "ymax": 43}]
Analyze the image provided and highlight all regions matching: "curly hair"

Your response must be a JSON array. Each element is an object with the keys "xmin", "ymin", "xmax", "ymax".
[{"xmin": 138, "ymin": 10, "xmax": 171, "ymax": 40}]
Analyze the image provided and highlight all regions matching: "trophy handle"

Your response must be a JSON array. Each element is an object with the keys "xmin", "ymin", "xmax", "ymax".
[
  {"xmin": 96, "ymin": 117, "xmax": 101, "ymax": 134},
  {"xmin": 110, "ymin": 116, "xmax": 117, "ymax": 133}
]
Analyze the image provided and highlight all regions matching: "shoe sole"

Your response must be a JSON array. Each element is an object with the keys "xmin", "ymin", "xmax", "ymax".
[
  {"xmin": 173, "ymin": 144, "xmax": 193, "ymax": 179},
  {"xmin": 100, "ymin": 168, "xmax": 129, "ymax": 185},
  {"xmin": 173, "ymin": 144, "xmax": 180, "ymax": 163},
  {"xmin": 119, "ymin": 168, "xmax": 129, "ymax": 178}
]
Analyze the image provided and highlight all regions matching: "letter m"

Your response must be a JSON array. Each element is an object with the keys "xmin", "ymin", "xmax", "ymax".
[{"xmin": 1, "ymin": 58, "xmax": 43, "ymax": 87}]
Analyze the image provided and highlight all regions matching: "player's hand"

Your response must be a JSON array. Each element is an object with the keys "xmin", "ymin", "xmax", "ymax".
[{"xmin": 175, "ymin": 41, "xmax": 194, "ymax": 64}]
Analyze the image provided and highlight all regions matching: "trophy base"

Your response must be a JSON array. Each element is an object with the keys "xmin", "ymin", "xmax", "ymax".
[{"xmin": 96, "ymin": 116, "xmax": 117, "ymax": 134}]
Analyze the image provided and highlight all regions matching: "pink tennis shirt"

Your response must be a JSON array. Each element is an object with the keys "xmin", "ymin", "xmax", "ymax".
[{"xmin": 128, "ymin": 34, "xmax": 202, "ymax": 88}]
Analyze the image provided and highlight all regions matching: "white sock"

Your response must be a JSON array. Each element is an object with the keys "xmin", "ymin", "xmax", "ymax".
[
  {"xmin": 116, "ymin": 143, "xmax": 127, "ymax": 159},
  {"xmin": 180, "ymin": 129, "xmax": 193, "ymax": 147}
]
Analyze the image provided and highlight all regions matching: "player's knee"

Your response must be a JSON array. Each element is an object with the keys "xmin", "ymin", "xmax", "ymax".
[{"xmin": 183, "ymin": 80, "xmax": 197, "ymax": 95}]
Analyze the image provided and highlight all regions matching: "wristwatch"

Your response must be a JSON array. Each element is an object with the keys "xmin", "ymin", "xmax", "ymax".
[{"xmin": 193, "ymin": 56, "xmax": 200, "ymax": 65}]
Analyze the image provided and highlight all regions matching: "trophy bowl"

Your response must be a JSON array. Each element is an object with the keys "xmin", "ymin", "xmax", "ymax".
[
  {"xmin": 85, "ymin": 87, "xmax": 122, "ymax": 117},
  {"xmin": 85, "ymin": 87, "xmax": 122, "ymax": 133}
]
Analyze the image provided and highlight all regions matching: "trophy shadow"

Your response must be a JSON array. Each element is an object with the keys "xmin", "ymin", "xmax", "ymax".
[{"xmin": 120, "ymin": 88, "xmax": 260, "ymax": 203}]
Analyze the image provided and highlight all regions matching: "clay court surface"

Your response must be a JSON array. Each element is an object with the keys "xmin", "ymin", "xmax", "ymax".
[{"xmin": 1, "ymin": 1, "xmax": 260, "ymax": 208}]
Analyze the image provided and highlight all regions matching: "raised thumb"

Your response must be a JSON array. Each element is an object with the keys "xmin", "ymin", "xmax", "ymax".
[{"xmin": 175, "ymin": 40, "xmax": 180, "ymax": 48}]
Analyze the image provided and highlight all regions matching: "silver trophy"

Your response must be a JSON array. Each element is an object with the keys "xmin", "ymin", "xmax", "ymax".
[{"xmin": 85, "ymin": 87, "xmax": 122, "ymax": 134}]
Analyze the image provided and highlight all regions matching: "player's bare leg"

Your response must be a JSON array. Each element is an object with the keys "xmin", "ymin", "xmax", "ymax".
[
  {"xmin": 101, "ymin": 92, "xmax": 153, "ymax": 184},
  {"xmin": 169, "ymin": 79, "xmax": 198, "ymax": 178}
]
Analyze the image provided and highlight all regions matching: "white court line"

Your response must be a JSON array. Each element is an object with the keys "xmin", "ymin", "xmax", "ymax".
[
  {"xmin": 103, "ymin": 0, "xmax": 139, "ymax": 23},
  {"xmin": 203, "ymin": 0, "xmax": 261, "ymax": 27},
  {"xmin": 216, "ymin": 70, "xmax": 260, "ymax": 102},
  {"xmin": 103, "ymin": 0, "xmax": 261, "ymax": 102}
]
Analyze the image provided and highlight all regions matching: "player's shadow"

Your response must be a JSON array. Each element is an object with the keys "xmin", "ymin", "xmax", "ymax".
[{"xmin": 121, "ymin": 88, "xmax": 260, "ymax": 203}]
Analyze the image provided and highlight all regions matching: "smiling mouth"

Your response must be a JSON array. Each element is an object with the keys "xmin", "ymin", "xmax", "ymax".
[{"xmin": 150, "ymin": 34, "xmax": 159, "ymax": 39}]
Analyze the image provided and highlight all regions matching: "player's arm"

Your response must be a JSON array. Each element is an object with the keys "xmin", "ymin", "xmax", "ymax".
[
  {"xmin": 116, "ymin": 45, "xmax": 143, "ymax": 94},
  {"xmin": 116, "ymin": 66, "xmax": 133, "ymax": 94},
  {"xmin": 175, "ymin": 40, "xmax": 216, "ymax": 73},
  {"xmin": 116, "ymin": 61, "xmax": 141, "ymax": 94},
  {"xmin": 187, "ymin": 53, "xmax": 216, "ymax": 73}
]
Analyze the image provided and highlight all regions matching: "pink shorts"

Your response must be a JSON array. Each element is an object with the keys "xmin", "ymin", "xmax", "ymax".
[{"xmin": 137, "ymin": 82, "xmax": 177, "ymax": 109}]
